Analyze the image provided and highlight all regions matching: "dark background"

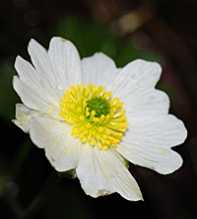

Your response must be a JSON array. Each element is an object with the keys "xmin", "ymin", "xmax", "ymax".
[{"xmin": 0, "ymin": 0, "xmax": 197, "ymax": 218}]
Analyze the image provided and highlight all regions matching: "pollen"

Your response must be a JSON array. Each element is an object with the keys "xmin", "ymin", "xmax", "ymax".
[{"xmin": 59, "ymin": 84, "xmax": 128, "ymax": 150}]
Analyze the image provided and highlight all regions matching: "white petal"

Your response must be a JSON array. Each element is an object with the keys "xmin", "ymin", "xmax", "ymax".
[
  {"xmin": 13, "ymin": 104, "xmax": 35, "ymax": 132},
  {"xmin": 48, "ymin": 37, "xmax": 81, "ymax": 89},
  {"xmin": 118, "ymin": 144, "xmax": 183, "ymax": 174},
  {"xmin": 29, "ymin": 116, "xmax": 81, "ymax": 171},
  {"xmin": 81, "ymin": 53, "xmax": 118, "ymax": 86},
  {"xmin": 15, "ymin": 56, "xmax": 60, "ymax": 106},
  {"xmin": 129, "ymin": 115, "xmax": 187, "ymax": 148},
  {"xmin": 15, "ymin": 55, "xmax": 39, "ymax": 85},
  {"xmin": 153, "ymin": 150, "xmax": 183, "ymax": 174},
  {"xmin": 28, "ymin": 39, "xmax": 58, "ymax": 88},
  {"xmin": 76, "ymin": 146, "xmax": 143, "ymax": 201},
  {"xmin": 118, "ymin": 115, "xmax": 187, "ymax": 174},
  {"xmin": 13, "ymin": 76, "xmax": 50, "ymax": 112},
  {"xmin": 109, "ymin": 59, "xmax": 161, "ymax": 98},
  {"xmin": 125, "ymin": 89, "xmax": 170, "ymax": 117}
]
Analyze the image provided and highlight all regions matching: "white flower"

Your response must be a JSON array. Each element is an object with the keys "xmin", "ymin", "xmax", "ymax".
[{"xmin": 13, "ymin": 37, "xmax": 187, "ymax": 201}]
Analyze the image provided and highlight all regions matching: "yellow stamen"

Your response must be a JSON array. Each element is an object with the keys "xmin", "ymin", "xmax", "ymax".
[{"xmin": 59, "ymin": 84, "xmax": 128, "ymax": 150}]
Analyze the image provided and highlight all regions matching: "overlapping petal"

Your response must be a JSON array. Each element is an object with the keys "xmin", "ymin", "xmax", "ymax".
[
  {"xmin": 13, "ymin": 104, "xmax": 35, "ymax": 133},
  {"xmin": 118, "ymin": 115, "xmax": 187, "ymax": 174},
  {"xmin": 81, "ymin": 53, "xmax": 118, "ymax": 86},
  {"xmin": 76, "ymin": 146, "xmax": 142, "ymax": 201},
  {"xmin": 13, "ymin": 76, "xmax": 52, "ymax": 112},
  {"xmin": 109, "ymin": 59, "xmax": 161, "ymax": 97},
  {"xmin": 15, "ymin": 55, "xmax": 60, "ymax": 106},
  {"xmin": 48, "ymin": 37, "xmax": 82, "ymax": 89},
  {"xmin": 29, "ymin": 116, "xmax": 82, "ymax": 171}
]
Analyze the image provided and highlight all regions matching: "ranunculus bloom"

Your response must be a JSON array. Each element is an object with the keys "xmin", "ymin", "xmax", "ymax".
[{"xmin": 13, "ymin": 37, "xmax": 187, "ymax": 201}]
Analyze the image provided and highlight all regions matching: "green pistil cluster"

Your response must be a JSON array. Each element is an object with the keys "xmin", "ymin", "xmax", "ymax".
[{"xmin": 86, "ymin": 97, "xmax": 110, "ymax": 117}]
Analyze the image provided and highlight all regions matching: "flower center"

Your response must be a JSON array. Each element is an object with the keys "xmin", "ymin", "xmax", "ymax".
[
  {"xmin": 59, "ymin": 84, "xmax": 128, "ymax": 150},
  {"xmin": 86, "ymin": 97, "xmax": 110, "ymax": 117}
]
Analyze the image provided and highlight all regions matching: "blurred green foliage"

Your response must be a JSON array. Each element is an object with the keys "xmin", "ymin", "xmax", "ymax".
[
  {"xmin": 54, "ymin": 17, "xmax": 160, "ymax": 66},
  {"xmin": 0, "ymin": 62, "xmax": 18, "ymax": 121}
]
